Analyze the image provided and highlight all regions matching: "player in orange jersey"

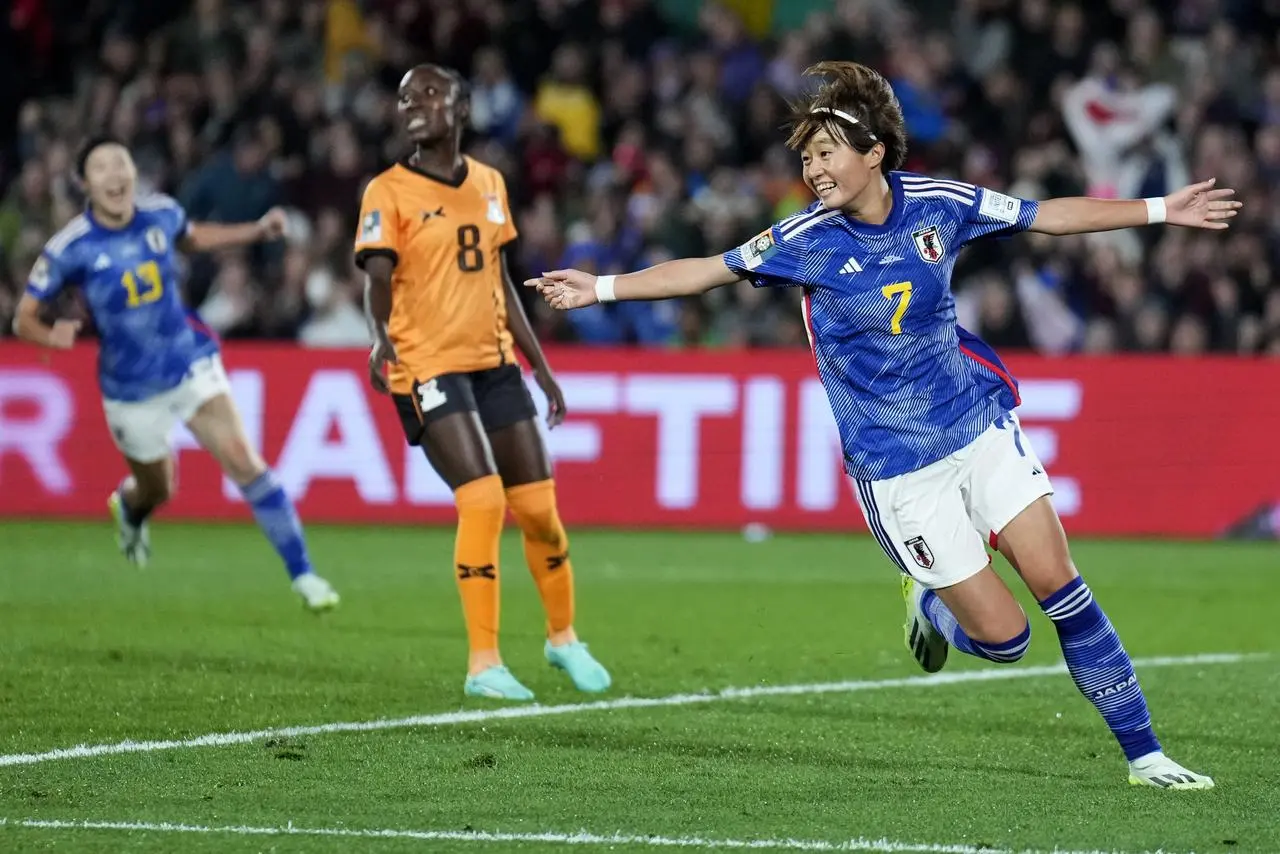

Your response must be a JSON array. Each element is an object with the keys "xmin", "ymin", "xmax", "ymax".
[{"xmin": 355, "ymin": 64, "xmax": 610, "ymax": 700}]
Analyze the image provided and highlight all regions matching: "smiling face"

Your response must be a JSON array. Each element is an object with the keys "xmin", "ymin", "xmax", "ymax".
[
  {"xmin": 800, "ymin": 128, "xmax": 883, "ymax": 211},
  {"xmin": 398, "ymin": 65, "xmax": 465, "ymax": 146},
  {"xmin": 82, "ymin": 142, "xmax": 137, "ymax": 223}
]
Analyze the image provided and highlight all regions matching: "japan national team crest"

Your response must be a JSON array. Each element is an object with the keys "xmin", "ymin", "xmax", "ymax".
[
  {"xmin": 905, "ymin": 536, "xmax": 934, "ymax": 569},
  {"xmin": 911, "ymin": 226, "xmax": 944, "ymax": 264},
  {"xmin": 485, "ymin": 194, "xmax": 506, "ymax": 224},
  {"xmin": 145, "ymin": 226, "xmax": 168, "ymax": 253}
]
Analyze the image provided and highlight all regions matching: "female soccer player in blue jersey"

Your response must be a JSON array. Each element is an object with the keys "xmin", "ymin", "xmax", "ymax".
[
  {"xmin": 528, "ymin": 62, "xmax": 1241, "ymax": 789},
  {"xmin": 14, "ymin": 136, "xmax": 340, "ymax": 612}
]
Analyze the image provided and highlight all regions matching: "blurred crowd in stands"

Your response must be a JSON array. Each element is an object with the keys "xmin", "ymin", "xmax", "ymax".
[{"xmin": 2, "ymin": 0, "xmax": 1279, "ymax": 355}]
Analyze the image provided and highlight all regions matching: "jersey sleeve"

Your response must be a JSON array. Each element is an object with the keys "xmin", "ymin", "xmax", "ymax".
[
  {"xmin": 353, "ymin": 176, "xmax": 401, "ymax": 269},
  {"xmin": 153, "ymin": 194, "xmax": 191, "ymax": 241},
  {"xmin": 170, "ymin": 199, "xmax": 190, "ymax": 241},
  {"xmin": 721, "ymin": 216, "xmax": 817, "ymax": 288},
  {"xmin": 956, "ymin": 185, "xmax": 1039, "ymax": 245},
  {"xmin": 495, "ymin": 173, "xmax": 518, "ymax": 247},
  {"xmin": 25, "ymin": 240, "xmax": 78, "ymax": 302}
]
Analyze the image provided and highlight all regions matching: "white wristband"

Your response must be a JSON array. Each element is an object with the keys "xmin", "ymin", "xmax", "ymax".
[
  {"xmin": 594, "ymin": 274, "xmax": 617, "ymax": 303},
  {"xmin": 1144, "ymin": 197, "xmax": 1166, "ymax": 225}
]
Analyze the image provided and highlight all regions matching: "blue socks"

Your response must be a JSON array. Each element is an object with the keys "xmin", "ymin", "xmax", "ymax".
[
  {"xmin": 921, "ymin": 575, "xmax": 1161, "ymax": 761},
  {"xmin": 921, "ymin": 589, "xmax": 1031, "ymax": 662},
  {"xmin": 1040, "ymin": 576, "xmax": 1160, "ymax": 761},
  {"xmin": 241, "ymin": 470, "xmax": 313, "ymax": 580}
]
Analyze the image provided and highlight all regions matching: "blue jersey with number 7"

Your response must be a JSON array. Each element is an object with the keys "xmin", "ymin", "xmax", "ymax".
[
  {"xmin": 722, "ymin": 172, "xmax": 1040, "ymax": 481},
  {"xmin": 25, "ymin": 195, "xmax": 218, "ymax": 402}
]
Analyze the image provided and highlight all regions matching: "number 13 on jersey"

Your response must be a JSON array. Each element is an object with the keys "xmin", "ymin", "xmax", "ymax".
[
  {"xmin": 121, "ymin": 260, "xmax": 164, "ymax": 308},
  {"xmin": 881, "ymin": 281, "xmax": 912, "ymax": 334}
]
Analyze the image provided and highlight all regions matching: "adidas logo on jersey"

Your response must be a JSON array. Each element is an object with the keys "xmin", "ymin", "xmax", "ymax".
[
  {"xmin": 94, "ymin": 253, "xmax": 112, "ymax": 271},
  {"xmin": 839, "ymin": 257, "xmax": 862, "ymax": 275}
]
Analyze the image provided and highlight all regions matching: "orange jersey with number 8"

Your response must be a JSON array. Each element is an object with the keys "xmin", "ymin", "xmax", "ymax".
[{"xmin": 354, "ymin": 158, "xmax": 518, "ymax": 394}]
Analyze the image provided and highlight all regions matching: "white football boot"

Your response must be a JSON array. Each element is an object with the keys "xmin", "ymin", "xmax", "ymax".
[
  {"xmin": 107, "ymin": 491, "xmax": 151, "ymax": 568},
  {"xmin": 1128, "ymin": 752, "xmax": 1215, "ymax": 789},
  {"xmin": 292, "ymin": 572, "xmax": 340, "ymax": 612},
  {"xmin": 902, "ymin": 575, "xmax": 948, "ymax": 673}
]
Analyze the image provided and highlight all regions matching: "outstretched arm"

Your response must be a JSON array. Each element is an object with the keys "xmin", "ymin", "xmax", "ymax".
[
  {"xmin": 181, "ymin": 208, "xmax": 288, "ymax": 252},
  {"xmin": 526, "ymin": 255, "xmax": 743, "ymax": 310},
  {"xmin": 1030, "ymin": 178, "xmax": 1240, "ymax": 236}
]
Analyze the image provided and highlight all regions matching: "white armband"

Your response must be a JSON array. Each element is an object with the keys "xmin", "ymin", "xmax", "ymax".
[
  {"xmin": 1144, "ymin": 197, "xmax": 1166, "ymax": 225},
  {"xmin": 594, "ymin": 274, "xmax": 617, "ymax": 303}
]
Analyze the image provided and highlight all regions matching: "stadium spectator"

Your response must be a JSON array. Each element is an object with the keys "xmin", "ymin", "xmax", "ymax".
[{"xmin": 1, "ymin": 0, "xmax": 1277, "ymax": 356}]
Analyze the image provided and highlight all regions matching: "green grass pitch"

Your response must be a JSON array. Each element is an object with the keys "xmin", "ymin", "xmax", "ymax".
[{"xmin": 1, "ymin": 521, "xmax": 1277, "ymax": 853}]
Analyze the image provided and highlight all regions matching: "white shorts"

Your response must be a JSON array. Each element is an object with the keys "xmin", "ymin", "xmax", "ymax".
[
  {"xmin": 102, "ymin": 355, "xmax": 231, "ymax": 463},
  {"xmin": 853, "ymin": 413, "xmax": 1054, "ymax": 589}
]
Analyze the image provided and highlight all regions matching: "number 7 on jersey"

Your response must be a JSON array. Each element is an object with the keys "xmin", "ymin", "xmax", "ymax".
[{"xmin": 881, "ymin": 281, "xmax": 912, "ymax": 335}]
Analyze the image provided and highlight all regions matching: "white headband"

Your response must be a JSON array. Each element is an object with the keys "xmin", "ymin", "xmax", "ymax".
[{"xmin": 810, "ymin": 107, "xmax": 878, "ymax": 141}]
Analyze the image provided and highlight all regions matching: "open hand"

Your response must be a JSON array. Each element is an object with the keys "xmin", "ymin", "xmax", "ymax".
[
  {"xmin": 535, "ymin": 367, "xmax": 566, "ymax": 429},
  {"xmin": 1164, "ymin": 178, "xmax": 1241, "ymax": 230},
  {"xmin": 367, "ymin": 338, "xmax": 398, "ymax": 395},
  {"xmin": 523, "ymin": 269, "xmax": 598, "ymax": 310}
]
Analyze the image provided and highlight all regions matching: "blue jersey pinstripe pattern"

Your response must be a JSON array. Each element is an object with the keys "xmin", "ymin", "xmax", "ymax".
[
  {"xmin": 26, "ymin": 196, "xmax": 218, "ymax": 402},
  {"xmin": 723, "ymin": 171, "xmax": 1039, "ymax": 481}
]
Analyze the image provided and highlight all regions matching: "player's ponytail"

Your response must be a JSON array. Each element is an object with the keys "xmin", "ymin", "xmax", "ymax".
[{"xmin": 785, "ymin": 61, "xmax": 907, "ymax": 172}]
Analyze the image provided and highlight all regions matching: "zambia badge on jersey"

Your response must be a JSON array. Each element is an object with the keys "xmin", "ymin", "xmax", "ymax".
[
  {"xmin": 911, "ymin": 225, "xmax": 944, "ymax": 264},
  {"xmin": 740, "ymin": 227, "xmax": 778, "ymax": 271},
  {"xmin": 145, "ymin": 226, "xmax": 168, "ymax": 254},
  {"xmin": 485, "ymin": 194, "xmax": 506, "ymax": 225},
  {"xmin": 905, "ymin": 536, "xmax": 935, "ymax": 569}
]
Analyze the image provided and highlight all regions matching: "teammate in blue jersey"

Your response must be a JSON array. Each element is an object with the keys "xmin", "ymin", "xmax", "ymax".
[
  {"xmin": 13, "ymin": 136, "xmax": 340, "ymax": 612},
  {"xmin": 529, "ymin": 62, "xmax": 1241, "ymax": 789}
]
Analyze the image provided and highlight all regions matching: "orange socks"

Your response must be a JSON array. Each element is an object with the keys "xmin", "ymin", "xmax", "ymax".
[
  {"xmin": 452, "ymin": 476, "xmax": 575, "ymax": 665},
  {"xmin": 453, "ymin": 475, "xmax": 506, "ymax": 660},
  {"xmin": 505, "ymin": 479, "xmax": 575, "ymax": 636}
]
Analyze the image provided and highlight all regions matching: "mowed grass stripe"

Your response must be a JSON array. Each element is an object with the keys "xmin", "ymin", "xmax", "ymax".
[
  {"xmin": 0, "ymin": 817, "xmax": 1197, "ymax": 854},
  {"xmin": 0, "ymin": 652, "xmax": 1258, "ymax": 768}
]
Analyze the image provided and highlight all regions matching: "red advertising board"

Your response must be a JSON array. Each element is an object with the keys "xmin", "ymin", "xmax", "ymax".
[{"xmin": 1, "ymin": 342, "xmax": 1277, "ymax": 537}]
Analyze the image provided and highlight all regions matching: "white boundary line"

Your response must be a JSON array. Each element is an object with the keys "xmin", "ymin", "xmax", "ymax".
[
  {"xmin": 0, "ymin": 817, "xmax": 1190, "ymax": 854},
  {"xmin": 0, "ymin": 652, "xmax": 1260, "ymax": 768}
]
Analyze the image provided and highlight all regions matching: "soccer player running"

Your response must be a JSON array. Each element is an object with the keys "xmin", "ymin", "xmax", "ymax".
[
  {"xmin": 530, "ymin": 62, "xmax": 1240, "ymax": 787},
  {"xmin": 14, "ymin": 136, "xmax": 340, "ymax": 612},
  {"xmin": 355, "ymin": 64, "xmax": 610, "ymax": 701}
]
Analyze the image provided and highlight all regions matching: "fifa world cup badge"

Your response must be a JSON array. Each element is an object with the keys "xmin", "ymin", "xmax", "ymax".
[
  {"xmin": 741, "ymin": 228, "xmax": 778, "ymax": 271},
  {"xmin": 361, "ymin": 210, "xmax": 383, "ymax": 242}
]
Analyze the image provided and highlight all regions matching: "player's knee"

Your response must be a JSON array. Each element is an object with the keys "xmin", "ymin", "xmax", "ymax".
[
  {"xmin": 517, "ymin": 508, "xmax": 564, "ymax": 545},
  {"xmin": 505, "ymin": 481, "xmax": 564, "ymax": 545},
  {"xmin": 219, "ymin": 437, "xmax": 265, "ymax": 485},
  {"xmin": 973, "ymin": 617, "xmax": 1032, "ymax": 664},
  {"xmin": 455, "ymin": 474, "xmax": 507, "ymax": 519}
]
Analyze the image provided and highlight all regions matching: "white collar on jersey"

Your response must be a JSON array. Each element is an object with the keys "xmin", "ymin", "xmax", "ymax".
[{"xmin": 810, "ymin": 106, "xmax": 878, "ymax": 141}]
